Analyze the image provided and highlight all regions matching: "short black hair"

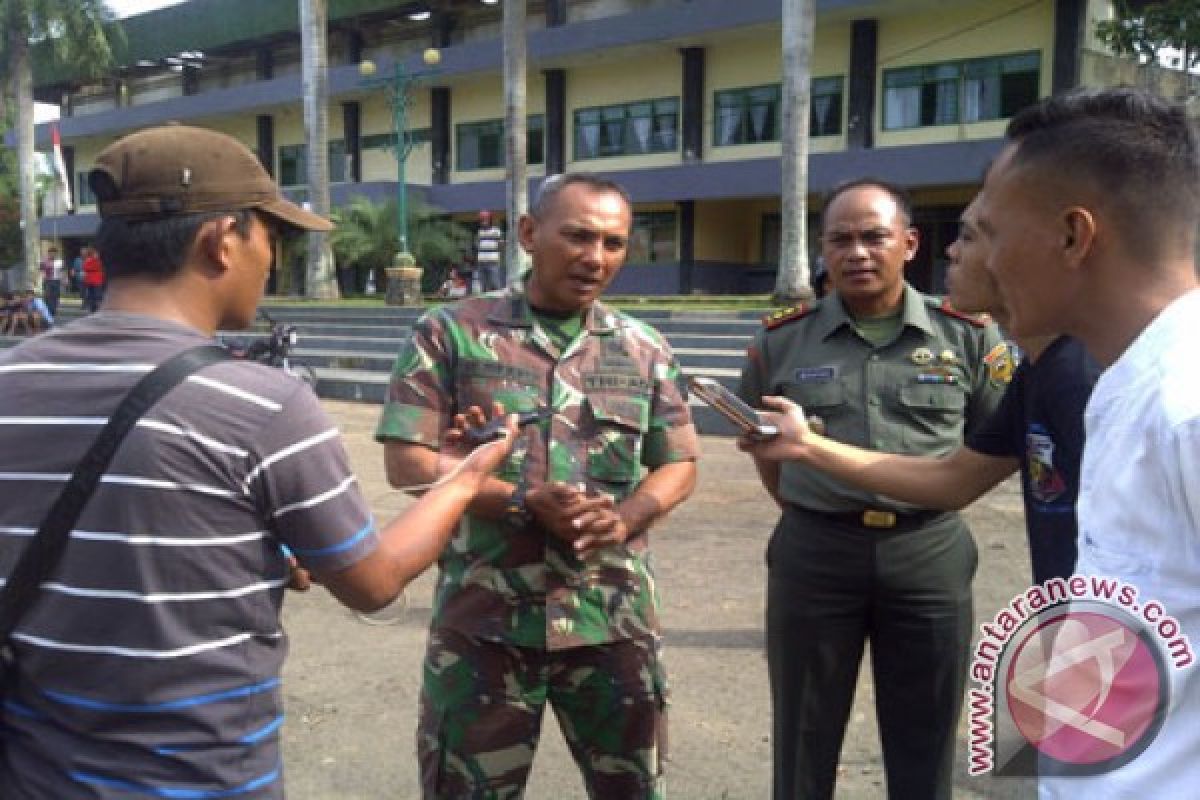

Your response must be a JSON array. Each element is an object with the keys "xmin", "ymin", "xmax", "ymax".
[
  {"xmin": 1004, "ymin": 87, "xmax": 1200, "ymax": 253},
  {"xmin": 820, "ymin": 178, "xmax": 915, "ymax": 231},
  {"xmin": 531, "ymin": 172, "xmax": 633, "ymax": 220},
  {"xmin": 94, "ymin": 210, "xmax": 255, "ymax": 281}
]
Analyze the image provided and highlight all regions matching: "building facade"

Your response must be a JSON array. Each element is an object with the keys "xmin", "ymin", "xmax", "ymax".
[{"xmin": 25, "ymin": 0, "xmax": 1142, "ymax": 294}]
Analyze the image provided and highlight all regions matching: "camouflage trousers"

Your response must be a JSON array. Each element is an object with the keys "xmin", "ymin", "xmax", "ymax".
[{"xmin": 417, "ymin": 628, "xmax": 668, "ymax": 799}]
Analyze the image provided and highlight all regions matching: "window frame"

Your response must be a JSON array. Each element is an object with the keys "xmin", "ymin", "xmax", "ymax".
[
  {"xmin": 712, "ymin": 76, "xmax": 845, "ymax": 147},
  {"xmin": 454, "ymin": 115, "xmax": 546, "ymax": 171},
  {"xmin": 574, "ymin": 97, "xmax": 680, "ymax": 160},
  {"xmin": 882, "ymin": 50, "xmax": 1041, "ymax": 131}
]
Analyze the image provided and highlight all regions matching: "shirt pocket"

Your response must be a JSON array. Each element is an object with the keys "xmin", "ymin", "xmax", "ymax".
[
  {"xmin": 585, "ymin": 389, "xmax": 651, "ymax": 485},
  {"xmin": 784, "ymin": 380, "xmax": 847, "ymax": 417},
  {"xmin": 894, "ymin": 384, "xmax": 967, "ymax": 449}
]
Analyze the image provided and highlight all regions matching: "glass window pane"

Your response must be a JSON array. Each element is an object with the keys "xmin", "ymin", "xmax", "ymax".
[
  {"xmin": 653, "ymin": 105, "xmax": 678, "ymax": 151},
  {"xmin": 528, "ymin": 114, "xmax": 545, "ymax": 165},
  {"xmin": 328, "ymin": 139, "xmax": 346, "ymax": 183},
  {"xmin": 884, "ymin": 86, "xmax": 920, "ymax": 130},
  {"xmin": 716, "ymin": 103, "xmax": 742, "ymax": 145},
  {"xmin": 280, "ymin": 144, "xmax": 305, "ymax": 186},
  {"xmin": 576, "ymin": 115, "xmax": 600, "ymax": 160},
  {"xmin": 1000, "ymin": 70, "xmax": 1040, "ymax": 116}
]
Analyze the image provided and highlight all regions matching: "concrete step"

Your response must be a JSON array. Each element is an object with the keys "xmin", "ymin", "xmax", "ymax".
[{"xmin": 10, "ymin": 305, "xmax": 764, "ymax": 435}]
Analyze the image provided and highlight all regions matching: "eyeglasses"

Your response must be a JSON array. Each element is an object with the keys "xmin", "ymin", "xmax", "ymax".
[{"xmin": 822, "ymin": 229, "xmax": 899, "ymax": 250}]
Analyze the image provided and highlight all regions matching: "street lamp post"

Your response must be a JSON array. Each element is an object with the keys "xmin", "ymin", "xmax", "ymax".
[{"xmin": 359, "ymin": 48, "xmax": 440, "ymax": 303}]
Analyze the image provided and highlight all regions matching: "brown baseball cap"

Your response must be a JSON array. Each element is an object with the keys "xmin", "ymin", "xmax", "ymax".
[{"xmin": 89, "ymin": 125, "xmax": 332, "ymax": 232}]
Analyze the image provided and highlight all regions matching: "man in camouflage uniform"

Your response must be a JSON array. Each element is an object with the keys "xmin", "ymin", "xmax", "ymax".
[
  {"xmin": 376, "ymin": 173, "xmax": 699, "ymax": 799},
  {"xmin": 737, "ymin": 179, "xmax": 1011, "ymax": 800}
]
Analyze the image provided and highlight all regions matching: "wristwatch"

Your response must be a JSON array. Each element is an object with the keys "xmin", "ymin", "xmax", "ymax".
[{"xmin": 502, "ymin": 482, "xmax": 534, "ymax": 529}]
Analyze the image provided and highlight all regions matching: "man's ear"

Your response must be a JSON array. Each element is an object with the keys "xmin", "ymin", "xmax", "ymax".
[
  {"xmin": 192, "ymin": 215, "xmax": 237, "ymax": 276},
  {"xmin": 1061, "ymin": 206, "xmax": 1096, "ymax": 270},
  {"xmin": 903, "ymin": 225, "xmax": 920, "ymax": 263},
  {"xmin": 517, "ymin": 213, "xmax": 537, "ymax": 254}
]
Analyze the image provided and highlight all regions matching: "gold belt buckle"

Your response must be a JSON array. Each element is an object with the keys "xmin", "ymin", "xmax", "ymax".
[{"xmin": 862, "ymin": 510, "xmax": 897, "ymax": 529}]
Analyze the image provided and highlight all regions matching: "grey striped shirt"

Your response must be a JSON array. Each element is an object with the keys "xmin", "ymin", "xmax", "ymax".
[{"xmin": 0, "ymin": 312, "xmax": 378, "ymax": 799}]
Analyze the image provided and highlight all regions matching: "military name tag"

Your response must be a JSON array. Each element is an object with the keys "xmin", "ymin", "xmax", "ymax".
[
  {"xmin": 585, "ymin": 372, "xmax": 652, "ymax": 392},
  {"xmin": 460, "ymin": 360, "xmax": 540, "ymax": 384},
  {"xmin": 794, "ymin": 366, "xmax": 837, "ymax": 384}
]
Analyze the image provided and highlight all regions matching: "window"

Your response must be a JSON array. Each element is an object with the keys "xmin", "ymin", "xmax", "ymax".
[
  {"xmin": 455, "ymin": 116, "xmax": 545, "ymax": 171},
  {"xmin": 279, "ymin": 140, "xmax": 348, "ymax": 187},
  {"xmin": 575, "ymin": 98, "xmax": 678, "ymax": 160},
  {"xmin": 883, "ymin": 51, "xmax": 1040, "ymax": 130},
  {"xmin": 713, "ymin": 77, "xmax": 844, "ymax": 146},
  {"xmin": 628, "ymin": 211, "xmax": 677, "ymax": 264},
  {"xmin": 76, "ymin": 172, "xmax": 97, "ymax": 206},
  {"xmin": 361, "ymin": 129, "xmax": 431, "ymax": 152}
]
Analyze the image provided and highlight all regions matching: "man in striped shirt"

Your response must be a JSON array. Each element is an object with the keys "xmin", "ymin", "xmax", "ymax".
[{"xmin": 0, "ymin": 126, "xmax": 514, "ymax": 799}]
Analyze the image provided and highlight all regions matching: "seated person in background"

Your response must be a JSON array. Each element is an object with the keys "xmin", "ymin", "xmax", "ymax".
[
  {"xmin": 436, "ymin": 267, "xmax": 469, "ymax": 299},
  {"xmin": 23, "ymin": 290, "xmax": 55, "ymax": 332},
  {"xmin": 1, "ymin": 292, "xmax": 19, "ymax": 333}
]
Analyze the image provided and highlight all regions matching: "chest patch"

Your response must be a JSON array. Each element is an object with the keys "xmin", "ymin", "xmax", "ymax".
[
  {"xmin": 460, "ymin": 360, "xmax": 540, "ymax": 385},
  {"xmin": 584, "ymin": 372, "xmax": 652, "ymax": 392},
  {"xmin": 794, "ymin": 366, "xmax": 837, "ymax": 384}
]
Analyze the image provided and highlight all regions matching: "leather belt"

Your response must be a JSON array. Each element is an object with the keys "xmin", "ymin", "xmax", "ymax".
[{"xmin": 789, "ymin": 505, "xmax": 948, "ymax": 531}]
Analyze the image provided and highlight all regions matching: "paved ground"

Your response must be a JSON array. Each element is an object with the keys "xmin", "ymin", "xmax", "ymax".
[{"xmin": 280, "ymin": 401, "xmax": 1036, "ymax": 799}]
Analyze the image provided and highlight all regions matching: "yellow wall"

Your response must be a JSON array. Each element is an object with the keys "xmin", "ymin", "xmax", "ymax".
[
  {"xmin": 705, "ymin": 23, "xmax": 851, "ymax": 161},
  {"xmin": 354, "ymin": 90, "xmax": 436, "ymax": 185},
  {"xmin": 875, "ymin": 0, "xmax": 1055, "ymax": 147}
]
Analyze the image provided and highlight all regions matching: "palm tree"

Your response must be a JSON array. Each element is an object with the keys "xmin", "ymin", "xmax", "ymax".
[
  {"xmin": 299, "ymin": 0, "xmax": 339, "ymax": 299},
  {"xmin": 330, "ymin": 195, "xmax": 472, "ymax": 295},
  {"xmin": 1, "ymin": 0, "xmax": 118, "ymax": 291},
  {"xmin": 503, "ymin": 0, "xmax": 528, "ymax": 286},
  {"xmin": 774, "ymin": 0, "xmax": 817, "ymax": 304}
]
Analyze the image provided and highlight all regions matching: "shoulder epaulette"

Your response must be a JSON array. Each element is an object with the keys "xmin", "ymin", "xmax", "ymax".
[
  {"xmin": 931, "ymin": 298, "xmax": 988, "ymax": 328},
  {"xmin": 762, "ymin": 304, "xmax": 814, "ymax": 331}
]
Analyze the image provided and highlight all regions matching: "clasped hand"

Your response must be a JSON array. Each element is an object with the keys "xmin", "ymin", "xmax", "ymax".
[{"xmin": 526, "ymin": 482, "xmax": 630, "ymax": 555}]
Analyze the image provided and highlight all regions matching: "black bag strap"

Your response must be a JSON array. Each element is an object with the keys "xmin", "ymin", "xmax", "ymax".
[{"xmin": 0, "ymin": 345, "xmax": 230, "ymax": 641}]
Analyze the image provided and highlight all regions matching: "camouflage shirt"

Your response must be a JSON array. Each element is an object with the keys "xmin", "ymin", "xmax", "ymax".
[{"xmin": 376, "ymin": 285, "xmax": 699, "ymax": 650}]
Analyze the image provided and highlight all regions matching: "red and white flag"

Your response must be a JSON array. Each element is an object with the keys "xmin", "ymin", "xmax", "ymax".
[{"xmin": 51, "ymin": 124, "xmax": 73, "ymax": 213}]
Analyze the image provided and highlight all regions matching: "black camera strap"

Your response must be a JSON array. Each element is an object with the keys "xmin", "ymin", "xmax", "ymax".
[{"xmin": 0, "ymin": 344, "xmax": 229, "ymax": 646}]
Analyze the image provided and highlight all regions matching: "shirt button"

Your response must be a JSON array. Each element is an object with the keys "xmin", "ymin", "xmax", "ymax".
[{"xmin": 868, "ymin": 397, "xmax": 880, "ymax": 406}]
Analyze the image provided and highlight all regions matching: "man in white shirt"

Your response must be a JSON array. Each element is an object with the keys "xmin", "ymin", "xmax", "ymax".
[{"xmin": 974, "ymin": 87, "xmax": 1199, "ymax": 797}]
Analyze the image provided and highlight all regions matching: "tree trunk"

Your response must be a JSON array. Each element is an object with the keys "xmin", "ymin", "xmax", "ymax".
[
  {"xmin": 10, "ymin": 23, "xmax": 39, "ymax": 292},
  {"xmin": 774, "ymin": 0, "xmax": 816, "ymax": 305},
  {"xmin": 300, "ymin": 0, "xmax": 339, "ymax": 299},
  {"xmin": 503, "ymin": 0, "xmax": 528, "ymax": 287}
]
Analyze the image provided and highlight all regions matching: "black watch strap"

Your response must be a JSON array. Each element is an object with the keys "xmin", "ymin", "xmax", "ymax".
[{"xmin": 502, "ymin": 482, "xmax": 533, "ymax": 529}]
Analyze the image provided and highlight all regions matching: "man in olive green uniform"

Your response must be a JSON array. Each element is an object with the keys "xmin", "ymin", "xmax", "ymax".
[
  {"xmin": 377, "ymin": 173, "xmax": 699, "ymax": 799},
  {"xmin": 737, "ymin": 179, "xmax": 1011, "ymax": 800}
]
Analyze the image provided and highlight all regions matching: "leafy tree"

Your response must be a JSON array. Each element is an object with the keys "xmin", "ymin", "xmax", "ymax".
[
  {"xmin": 1, "ymin": 0, "xmax": 121, "ymax": 289},
  {"xmin": 330, "ymin": 195, "xmax": 472, "ymax": 294},
  {"xmin": 1096, "ymin": 0, "xmax": 1200, "ymax": 73}
]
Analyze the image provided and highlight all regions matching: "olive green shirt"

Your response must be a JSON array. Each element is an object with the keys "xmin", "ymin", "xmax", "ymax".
[{"xmin": 738, "ymin": 284, "xmax": 1012, "ymax": 513}]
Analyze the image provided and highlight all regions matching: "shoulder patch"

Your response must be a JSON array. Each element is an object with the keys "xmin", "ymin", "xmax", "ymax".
[
  {"xmin": 763, "ymin": 304, "xmax": 814, "ymax": 331},
  {"xmin": 931, "ymin": 298, "xmax": 988, "ymax": 328}
]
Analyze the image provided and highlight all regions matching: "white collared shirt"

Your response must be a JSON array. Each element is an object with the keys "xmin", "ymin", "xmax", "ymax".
[{"xmin": 1040, "ymin": 288, "xmax": 1200, "ymax": 798}]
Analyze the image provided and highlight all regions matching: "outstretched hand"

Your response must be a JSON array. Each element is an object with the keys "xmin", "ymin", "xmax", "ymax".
[
  {"xmin": 736, "ymin": 396, "xmax": 811, "ymax": 461},
  {"xmin": 440, "ymin": 403, "xmax": 518, "ymax": 487}
]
